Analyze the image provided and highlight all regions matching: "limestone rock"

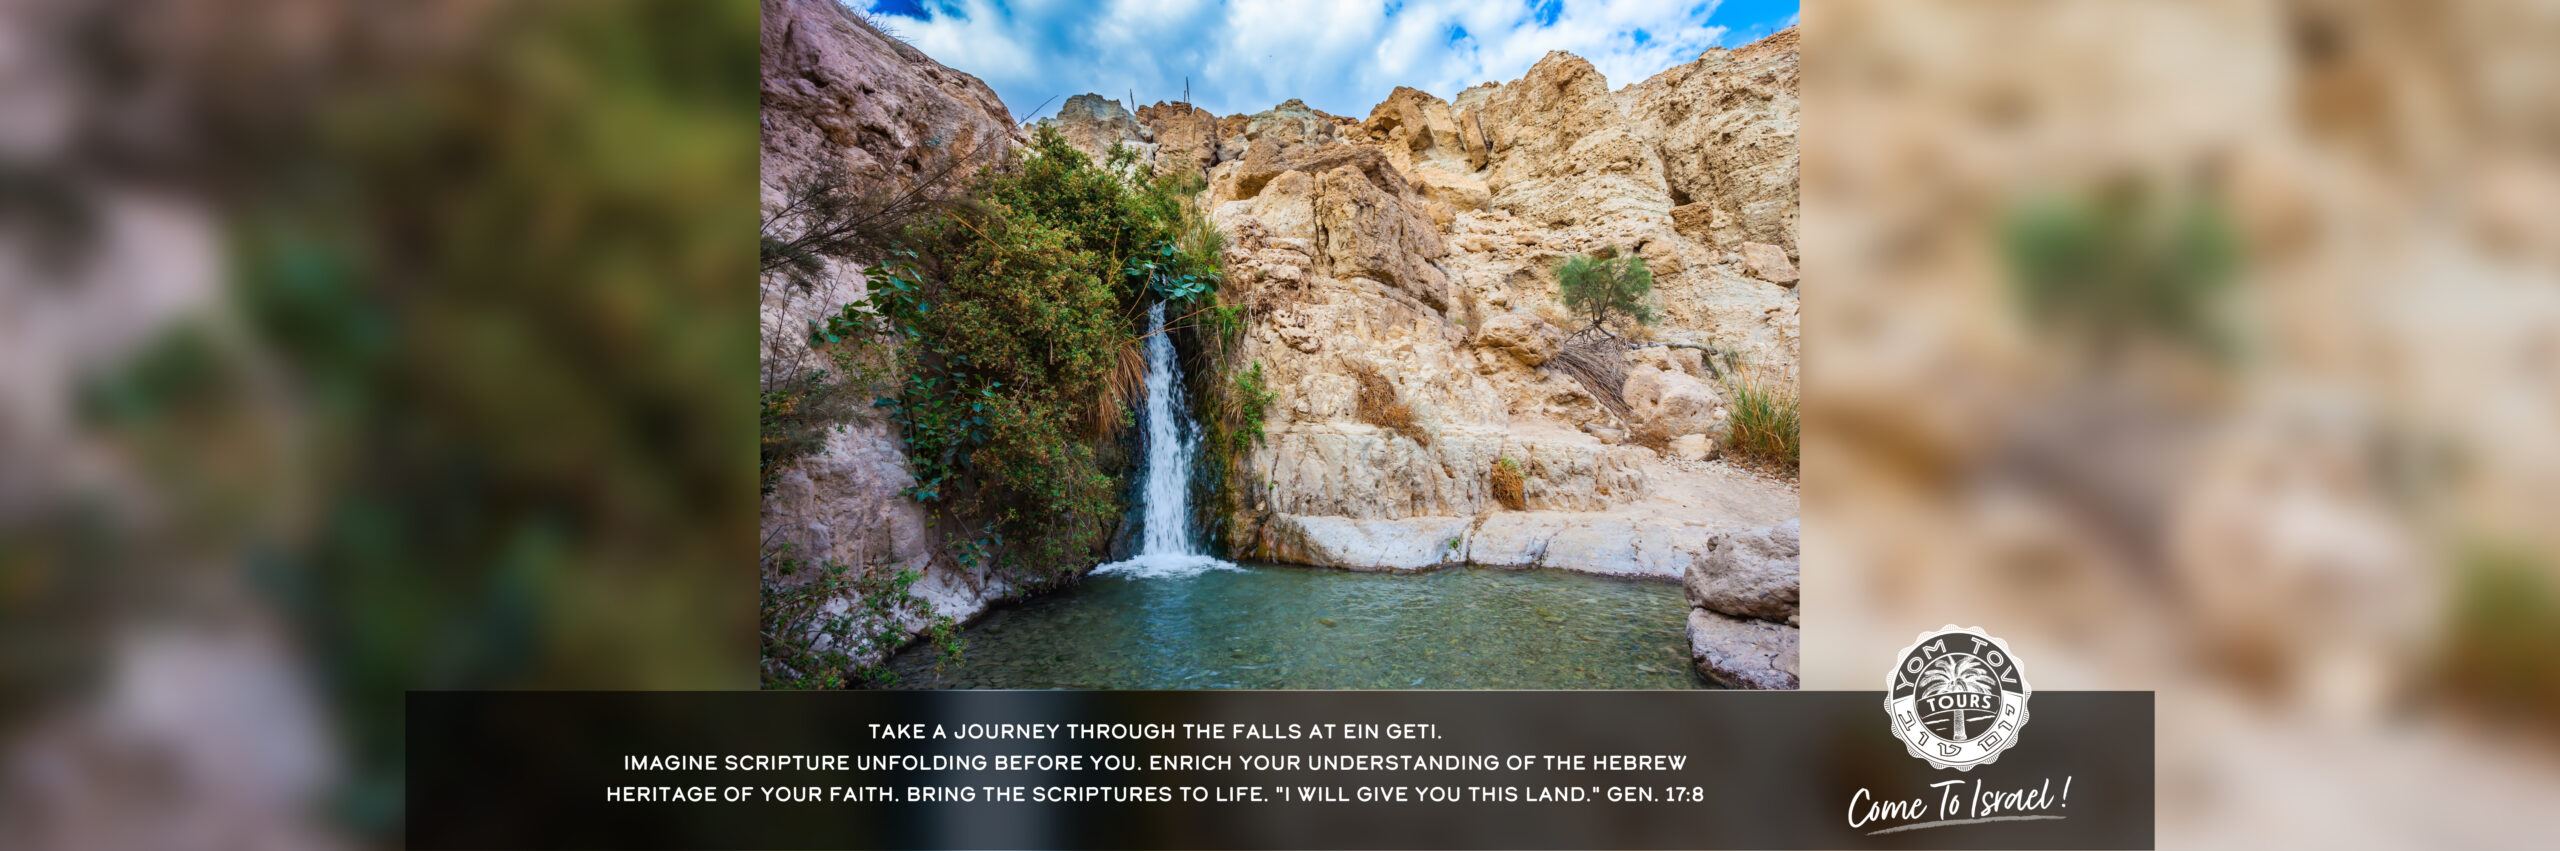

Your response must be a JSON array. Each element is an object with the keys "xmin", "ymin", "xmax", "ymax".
[
  {"xmin": 1622, "ymin": 29, "xmax": 1800, "ymax": 253},
  {"xmin": 1242, "ymin": 98, "xmax": 1346, "ymax": 146},
  {"xmin": 1623, "ymin": 366, "xmax": 1724, "ymax": 444},
  {"xmin": 1466, "ymin": 512, "xmax": 1719, "ymax": 578},
  {"xmin": 1257, "ymin": 428, "xmax": 1649, "ymax": 520},
  {"xmin": 1669, "ymin": 433, "xmax": 1714, "ymax": 461},
  {"xmin": 1741, "ymin": 241, "xmax": 1797, "ymax": 286},
  {"xmin": 1042, "ymin": 93, "xmax": 1154, "ymax": 165},
  {"xmin": 1264, "ymin": 514, "xmax": 1473, "ymax": 571},
  {"xmin": 1363, "ymin": 86, "xmax": 1470, "ymax": 173},
  {"xmin": 1686, "ymin": 609, "xmax": 1800, "ymax": 689},
  {"xmin": 1476, "ymin": 312, "xmax": 1563, "ymax": 366},
  {"xmin": 760, "ymin": 0, "xmax": 1022, "ymax": 192},
  {"xmin": 1137, "ymin": 100, "xmax": 1223, "ymax": 176},
  {"xmin": 1473, "ymin": 51, "xmax": 1677, "ymax": 229},
  {"xmin": 1684, "ymin": 519, "xmax": 1800, "ymax": 625}
]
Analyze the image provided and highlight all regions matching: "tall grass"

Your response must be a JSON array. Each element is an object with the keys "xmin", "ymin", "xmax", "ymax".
[{"xmin": 1721, "ymin": 365, "xmax": 1799, "ymax": 473}]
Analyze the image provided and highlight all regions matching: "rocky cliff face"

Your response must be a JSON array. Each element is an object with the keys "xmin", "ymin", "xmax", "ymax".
[
  {"xmin": 762, "ymin": 8, "xmax": 1801, "ymax": 682},
  {"xmin": 758, "ymin": 0, "xmax": 1029, "ymax": 644},
  {"xmin": 1045, "ymin": 30, "xmax": 1803, "ymax": 580}
]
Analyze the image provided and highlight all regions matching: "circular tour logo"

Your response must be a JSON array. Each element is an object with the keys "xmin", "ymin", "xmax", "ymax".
[{"xmin": 1884, "ymin": 625, "xmax": 2032, "ymax": 771}]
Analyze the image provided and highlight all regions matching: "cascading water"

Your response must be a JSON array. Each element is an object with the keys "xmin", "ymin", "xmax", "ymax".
[{"xmin": 1093, "ymin": 302, "xmax": 1236, "ymax": 577}]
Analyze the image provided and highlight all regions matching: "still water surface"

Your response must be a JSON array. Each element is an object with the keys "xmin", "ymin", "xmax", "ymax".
[{"xmin": 884, "ymin": 562, "xmax": 1709, "ymax": 689}]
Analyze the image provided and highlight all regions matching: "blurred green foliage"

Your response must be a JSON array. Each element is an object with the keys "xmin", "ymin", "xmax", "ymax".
[
  {"xmin": 2003, "ymin": 183, "xmax": 2242, "ymax": 361},
  {"xmin": 21, "ymin": 0, "xmax": 762, "ymax": 837},
  {"xmin": 2441, "ymin": 541, "xmax": 2560, "ymax": 733}
]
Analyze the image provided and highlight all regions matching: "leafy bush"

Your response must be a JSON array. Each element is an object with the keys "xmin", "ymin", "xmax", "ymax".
[
  {"xmin": 2439, "ymin": 542, "xmax": 2560, "ymax": 733},
  {"xmin": 1222, "ymin": 360, "xmax": 1278, "ymax": 455},
  {"xmin": 1554, "ymin": 251, "xmax": 1657, "ymax": 338},
  {"xmin": 1490, "ymin": 456, "xmax": 1526, "ymax": 510},
  {"xmin": 1721, "ymin": 365, "xmax": 1799, "ymax": 473},
  {"xmin": 2003, "ymin": 185, "xmax": 2239, "ymax": 361},
  {"xmin": 760, "ymin": 544, "xmax": 957, "ymax": 689},
  {"xmin": 823, "ymin": 127, "xmax": 1223, "ymax": 577}
]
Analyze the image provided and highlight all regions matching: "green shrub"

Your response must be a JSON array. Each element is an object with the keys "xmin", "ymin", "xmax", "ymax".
[
  {"xmin": 760, "ymin": 544, "xmax": 957, "ymax": 689},
  {"xmin": 2440, "ymin": 542, "xmax": 2560, "ymax": 733},
  {"xmin": 1554, "ymin": 251, "xmax": 1656, "ymax": 338},
  {"xmin": 2003, "ymin": 185, "xmax": 2240, "ymax": 361},
  {"xmin": 1223, "ymin": 360, "xmax": 1277, "ymax": 454},
  {"xmin": 824, "ymin": 126, "xmax": 1223, "ymax": 578}
]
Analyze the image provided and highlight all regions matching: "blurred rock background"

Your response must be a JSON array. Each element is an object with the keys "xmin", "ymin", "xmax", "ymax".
[
  {"xmin": 0, "ymin": 1, "xmax": 754, "ymax": 848},
  {"xmin": 1802, "ymin": 0, "xmax": 2559, "ymax": 846},
  {"xmin": 3, "ymin": 0, "xmax": 2555, "ymax": 848}
]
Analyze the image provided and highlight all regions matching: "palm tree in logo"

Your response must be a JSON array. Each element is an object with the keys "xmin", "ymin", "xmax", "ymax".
[{"xmin": 1917, "ymin": 654, "xmax": 1999, "ymax": 740}]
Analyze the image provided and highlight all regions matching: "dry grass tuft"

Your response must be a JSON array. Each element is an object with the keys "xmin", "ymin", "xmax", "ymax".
[
  {"xmin": 1089, "ymin": 340, "xmax": 1149, "ymax": 442},
  {"xmin": 1490, "ymin": 456, "xmax": 1526, "ymax": 510},
  {"xmin": 1346, "ymin": 360, "xmax": 1428, "ymax": 446}
]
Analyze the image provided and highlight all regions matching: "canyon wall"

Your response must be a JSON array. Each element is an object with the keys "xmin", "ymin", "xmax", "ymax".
[
  {"xmin": 1044, "ymin": 29, "xmax": 1803, "ymax": 579},
  {"xmin": 760, "ymin": 1, "xmax": 1801, "ymax": 682},
  {"xmin": 758, "ymin": 0, "xmax": 1028, "ymax": 648}
]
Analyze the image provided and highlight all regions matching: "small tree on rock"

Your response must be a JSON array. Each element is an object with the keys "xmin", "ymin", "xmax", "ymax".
[{"xmin": 1554, "ymin": 251, "xmax": 1656, "ymax": 338}]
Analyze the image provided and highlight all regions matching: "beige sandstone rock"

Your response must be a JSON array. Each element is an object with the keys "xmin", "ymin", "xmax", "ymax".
[
  {"xmin": 1623, "ymin": 366, "xmax": 1725, "ymax": 444},
  {"xmin": 1093, "ymin": 30, "xmax": 1801, "ymax": 579},
  {"xmin": 1679, "ymin": 517, "xmax": 1800, "ymax": 689},
  {"xmin": 1686, "ymin": 609, "xmax": 1800, "ymax": 689},
  {"xmin": 1263, "ymin": 514, "xmax": 1473, "ymax": 572},
  {"xmin": 1473, "ymin": 52, "xmax": 1678, "ymax": 230},
  {"xmin": 1622, "ymin": 29, "xmax": 1800, "ymax": 254},
  {"xmin": 1042, "ymin": 93, "xmax": 1154, "ymax": 166},
  {"xmin": 1363, "ymin": 86, "xmax": 1471, "ymax": 173},
  {"xmin": 1684, "ymin": 519, "xmax": 1801, "ymax": 625},
  {"xmin": 1136, "ymin": 100, "xmax": 1221, "ymax": 176},
  {"xmin": 1741, "ymin": 241, "xmax": 1798, "ymax": 286},
  {"xmin": 1242, "ymin": 98, "xmax": 1346, "ymax": 147},
  {"xmin": 1476, "ymin": 312, "xmax": 1564, "ymax": 366},
  {"xmin": 1669, "ymin": 433, "xmax": 1715, "ymax": 461}
]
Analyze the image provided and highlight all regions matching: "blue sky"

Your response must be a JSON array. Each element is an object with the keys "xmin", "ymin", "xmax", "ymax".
[{"xmin": 859, "ymin": 0, "xmax": 1798, "ymax": 122}]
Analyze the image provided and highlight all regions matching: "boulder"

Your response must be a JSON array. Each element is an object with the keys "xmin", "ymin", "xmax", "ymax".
[
  {"xmin": 1262, "ymin": 514, "xmax": 1474, "ymax": 571},
  {"xmin": 1742, "ymin": 241, "xmax": 1798, "ymax": 286},
  {"xmin": 1686, "ymin": 609, "xmax": 1801, "ymax": 689},
  {"xmin": 1684, "ymin": 519, "xmax": 1800, "ymax": 625},
  {"xmin": 1668, "ymin": 433, "xmax": 1715, "ymax": 461},
  {"xmin": 1622, "ymin": 366, "xmax": 1724, "ymax": 444},
  {"xmin": 1476, "ymin": 312, "xmax": 1564, "ymax": 366}
]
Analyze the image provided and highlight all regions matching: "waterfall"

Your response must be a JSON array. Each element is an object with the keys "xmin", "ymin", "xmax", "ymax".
[{"xmin": 1093, "ymin": 302, "xmax": 1236, "ymax": 577}]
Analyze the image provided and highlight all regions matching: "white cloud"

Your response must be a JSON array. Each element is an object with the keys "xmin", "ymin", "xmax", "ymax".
[{"xmin": 869, "ymin": 0, "xmax": 1778, "ymax": 122}]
